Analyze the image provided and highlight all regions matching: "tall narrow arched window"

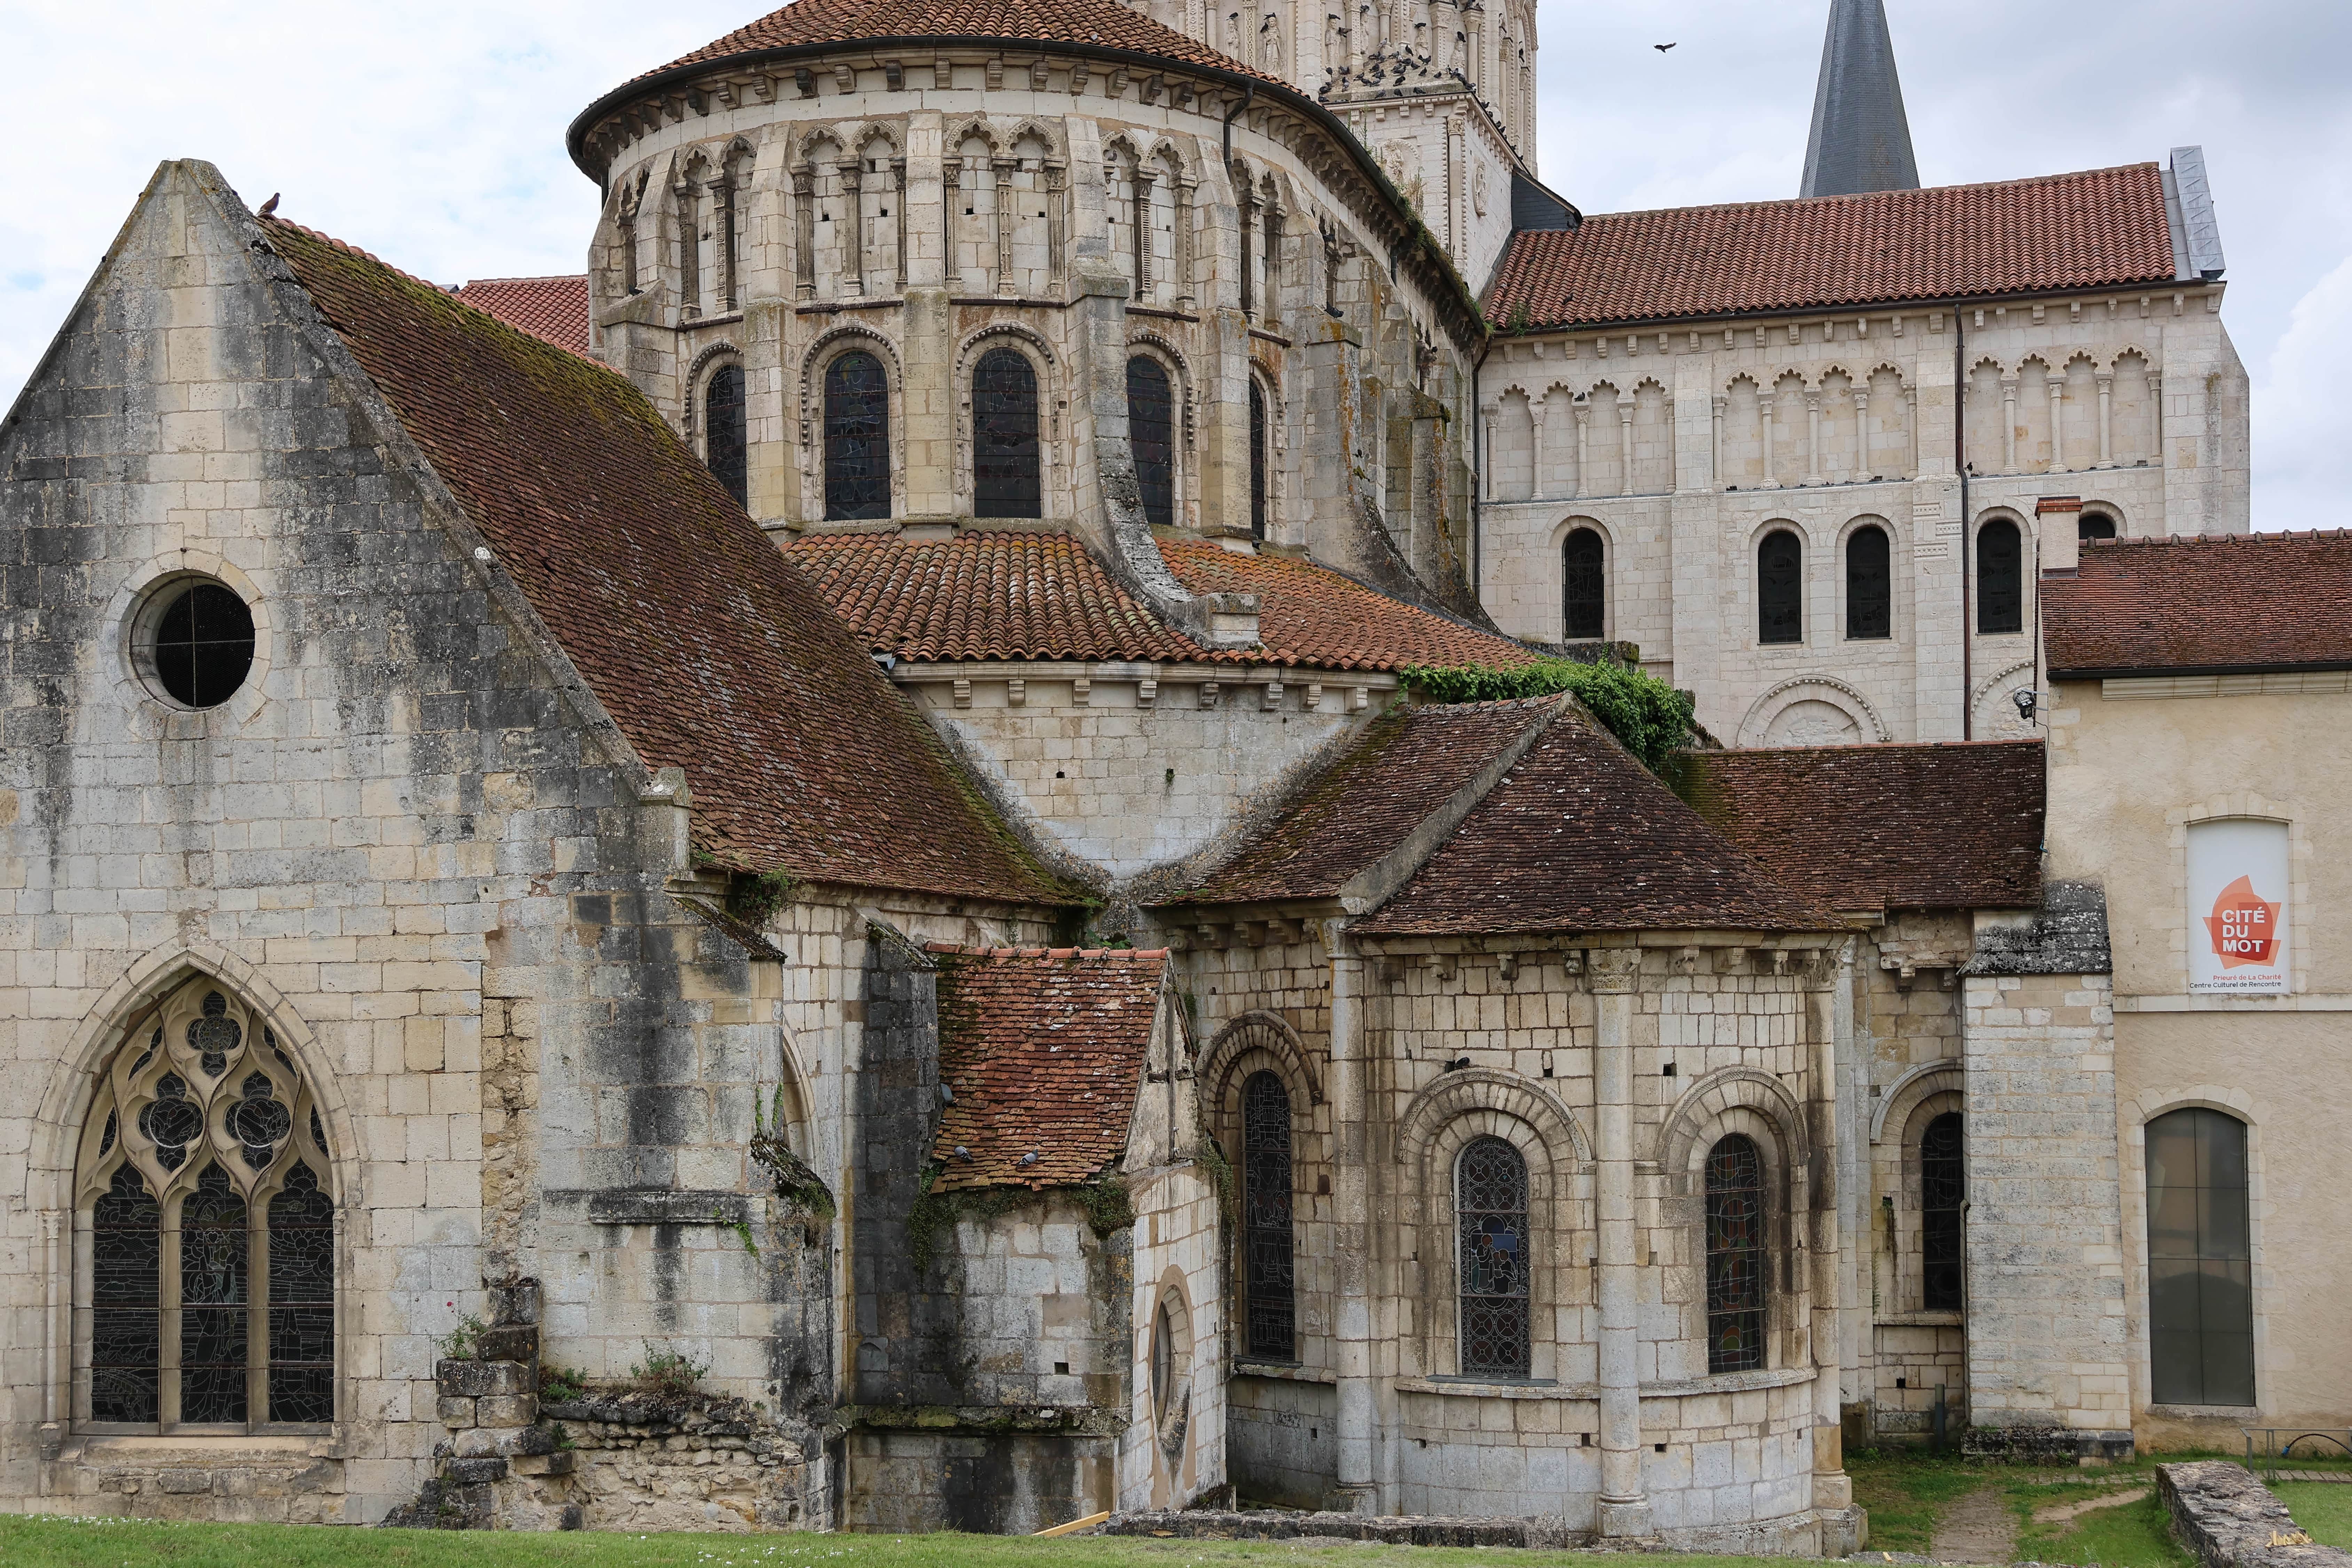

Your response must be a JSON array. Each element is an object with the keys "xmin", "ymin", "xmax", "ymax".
[
  {"xmin": 823, "ymin": 351, "xmax": 891, "ymax": 520},
  {"xmin": 1846, "ymin": 525, "xmax": 1892, "ymax": 640},
  {"xmin": 2078, "ymin": 511, "xmax": 2118, "ymax": 542},
  {"xmin": 704, "ymin": 363, "xmax": 748, "ymax": 510},
  {"xmin": 1128, "ymin": 356, "xmax": 1176, "ymax": 529},
  {"xmin": 1458, "ymin": 1136, "xmax": 1530, "ymax": 1379},
  {"xmin": 1977, "ymin": 518, "xmax": 2023, "ymax": 633},
  {"xmin": 80, "ymin": 977, "xmax": 336, "ymax": 1432},
  {"xmin": 1241, "ymin": 1072, "xmax": 1295, "ymax": 1360},
  {"xmin": 1248, "ymin": 380, "xmax": 1269, "ymax": 540},
  {"xmin": 2146, "ymin": 1108, "xmax": 2254, "ymax": 1406},
  {"xmin": 1758, "ymin": 529, "xmax": 1804, "ymax": 645},
  {"xmin": 1920, "ymin": 1112, "xmax": 1964, "ymax": 1311},
  {"xmin": 1705, "ymin": 1134, "xmax": 1766, "ymax": 1373},
  {"xmin": 1562, "ymin": 527, "xmax": 1606, "ymax": 641},
  {"xmin": 972, "ymin": 347, "xmax": 1041, "ymax": 518}
]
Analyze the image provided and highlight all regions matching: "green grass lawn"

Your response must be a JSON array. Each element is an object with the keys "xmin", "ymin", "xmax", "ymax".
[
  {"xmin": 2009, "ymin": 1482, "xmax": 2189, "ymax": 1568},
  {"xmin": 1847, "ymin": 1447, "xmax": 2203, "ymax": 1567},
  {"xmin": 2274, "ymin": 1483, "xmax": 2352, "ymax": 1551},
  {"xmin": 0, "ymin": 1516, "xmax": 1804, "ymax": 1568},
  {"xmin": 1845, "ymin": 1447, "xmax": 1990, "ymax": 1554}
]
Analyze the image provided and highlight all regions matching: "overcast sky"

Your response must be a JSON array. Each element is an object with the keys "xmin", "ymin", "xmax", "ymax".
[{"xmin": 3, "ymin": 0, "xmax": 2344, "ymax": 525}]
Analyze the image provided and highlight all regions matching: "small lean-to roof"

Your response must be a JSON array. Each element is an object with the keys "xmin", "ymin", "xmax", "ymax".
[
  {"xmin": 1676, "ymin": 741, "xmax": 2045, "ymax": 915},
  {"xmin": 1172, "ymin": 698, "xmax": 1558, "ymax": 906},
  {"xmin": 1483, "ymin": 164, "xmax": 2177, "ymax": 332},
  {"xmin": 784, "ymin": 531, "xmax": 1535, "ymax": 672},
  {"xmin": 2045, "ymin": 531, "xmax": 2352, "ymax": 678},
  {"xmin": 1356, "ymin": 716, "xmax": 1829, "ymax": 937},
  {"xmin": 454, "ymin": 275, "xmax": 590, "ymax": 358},
  {"xmin": 261, "ymin": 216, "xmax": 1064, "ymax": 907},
  {"xmin": 929, "ymin": 946, "xmax": 1168, "ymax": 1192}
]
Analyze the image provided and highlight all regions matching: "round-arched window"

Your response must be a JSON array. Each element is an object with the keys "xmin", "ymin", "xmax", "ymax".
[
  {"xmin": 824, "ymin": 351, "xmax": 891, "ymax": 521},
  {"xmin": 1757, "ymin": 530, "xmax": 1804, "ymax": 645},
  {"xmin": 140, "ymin": 580, "xmax": 255, "ymax": 709},
  {"xmin": 1562, "ymin": 527, "xmax": 1606, "ymax": 641},
  {"xmin": 1127, "ymin": 356, "xmax": 1176, "ymax": 529}
]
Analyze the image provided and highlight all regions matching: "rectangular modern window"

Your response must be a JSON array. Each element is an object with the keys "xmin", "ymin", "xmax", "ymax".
[{"xmin": 2146, "ymin": 1108, "xmax": 2255, "ymax": 1407}]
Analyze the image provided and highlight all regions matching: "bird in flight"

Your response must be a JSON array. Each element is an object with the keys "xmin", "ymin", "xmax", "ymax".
[{"xmin": 1653, "ymin": 42, "xmax": 1676, "ymax": 52}]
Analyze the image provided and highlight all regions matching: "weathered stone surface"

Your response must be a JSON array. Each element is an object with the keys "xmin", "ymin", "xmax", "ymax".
[
  {"xmin": 476, "ymin": 1394, "xmax": 541, "ymax": 1429},
  {"xmin": 2160, "ymin": 1462, "xmax": 2352, "ymax": 1568},
  {"xmin": 438, "ymin": 1360, "xmax": 531, "ymax": 1398},
  {"xmin": 437, "ymin": 1396, "xmax": 479, "ymax": 1428}
]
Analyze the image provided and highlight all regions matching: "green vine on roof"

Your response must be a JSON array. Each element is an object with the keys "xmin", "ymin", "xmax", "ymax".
[
  {"xmin": 1400, "ymin": 657, "xmax": 1696, "ymax": 774},
  {"xmin": 907, "ymin": 1166, "xmax": 1134, "ymax": 1275}
]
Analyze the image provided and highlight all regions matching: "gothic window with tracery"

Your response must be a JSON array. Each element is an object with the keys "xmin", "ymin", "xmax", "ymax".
[
  {"xmin": 1977, "ymin": 518, "xmax": 2023, "ymax": 634},
  {"xmin": 1920, "ymin": 1112, "xmax": 1965, "ymax": 1311},
  {"xmin": 1562, "ymin": 527, "xmax": 1605, "ymax": 640},
  {"xmin": 1846, "ymin": 525, "xmax": 1892, "ymax": 640},
  {"xmin": 972, "ymin": 348, "xmax": 1041, "ymax": 518},
  {"xmin": 1241, "ymin": 1072, "xmax": 1295, "ymax": 1360},
  {"xmin": 81, "ymin": 978, "xmax": 334, "ymax": 1431},
  {"xmin": 1248, "ymin": 381, "xmax": 1269, "ymax": 541},
  {"xmin": 1128, "ymin": 356, "xmax": 1176, "ymax": 529},
  {"xmin": 705, "ymin": 363, "xmax": 748, "ymax": 510},
  {"xmin": 1705, "ymin": 1134, "xmax": 1766, "ymax": 1372},
  {"xmin": 1758, "ymin": 529, "xmax": 1803, "ymax": 644},
  {"xmin": 1457, "ymin": 1136, "xmax": 1530, "ymax": 1379},
  {"xmin": 824, "ymin": 352, "xmax": 891, "ymax": 520}
]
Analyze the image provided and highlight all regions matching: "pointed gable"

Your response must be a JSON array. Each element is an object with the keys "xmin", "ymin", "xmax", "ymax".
[{"xmin": 258, "ymin": 212, "xmax": 1065, "ymax": 907}]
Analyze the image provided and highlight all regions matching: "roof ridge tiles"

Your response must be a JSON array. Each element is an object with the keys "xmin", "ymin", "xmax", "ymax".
[{"xmin": 1581, "ymin": 160, "xmax": 2162, "ymax": 225}]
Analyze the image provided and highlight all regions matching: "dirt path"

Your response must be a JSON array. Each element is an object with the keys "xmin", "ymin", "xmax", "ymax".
[
  {"xmin": 1931, "ymin": 1485, "xmax": 2020, "ymax": 1564},
  {"xmin": 2033, "ymin": 1484, "xmax": 2152, "ymax": 1526}
]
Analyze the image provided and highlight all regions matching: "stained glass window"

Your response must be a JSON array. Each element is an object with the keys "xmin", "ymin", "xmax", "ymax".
[
  {"xmin": 824, "ymin": 352, "xmax": 891, "ymax": 520},
  {"xmin": 1563, "ymin": 527, "xmax": 1605, "ymax": 640},
  {"xmin": 79, "ymin": 976, "xmax": 334, "ymax": 1432},
  {"xmin": 1705, "ymin": 1135, "xmax": 1766, "ymax": 1373},
  {"xmin": 149, "ymin": 582, "xmax": 255, "ymax": 709},
  {"xmin": 1128, "ymin": 356, "xmax": 1176, "ymax": 529},
  {"xmin": 1248, "ymin": 381, "xmax": 1268, "ymax": 541},
  {"xmin": 1846, "ymin": 525, "xmax": 1892, "ymax": 640},
  {"xmin": 1241, "ymin": 1072, "xmax": 1295, "ymax": 1360},
  {"xmin": 91, "ymin": 1165, "xmax": 160, "ymax": 1423},
  {"xmin": 705, "ymin": 363, "xmax": 748, "ymax": 509},
  {"xmin": 1977, "ymin": 518, "xmax": 2023, "ymax": 634},
  {"xmin": 1458, "ymin": 1137, "xmax": 1530, "ymax": 1379},
  {"xmin": 269, "ymin": 1164, "xmax": 337, "ymax": 1423},
  {"xmin": 1921, "ymin": 1113, "xmax": 1965, "ymax": 1310},
  {"xmin": 1757, "ymin": 530, "xmax": 1803, "ymax": 645},
  {"xmin": 2147, "ymin": 1108, "xmax": 2254, "ymax": 1406},
  {"xmin": 973, "ymin": 348, "xmax": 1041, "ymax": 518}
]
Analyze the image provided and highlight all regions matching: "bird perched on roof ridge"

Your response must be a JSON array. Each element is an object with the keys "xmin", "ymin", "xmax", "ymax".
[{"xmin": 257, "ymin": 192, "xmax": 281, "ymax": 218}]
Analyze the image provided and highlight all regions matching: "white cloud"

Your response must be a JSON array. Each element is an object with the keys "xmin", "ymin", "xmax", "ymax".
[{"xmin": 4, "ymin": 0, "xmax": 2349, "ymax": 524}]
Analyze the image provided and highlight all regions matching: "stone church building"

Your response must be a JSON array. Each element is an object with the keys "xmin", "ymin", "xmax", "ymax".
[{"xmin": 2, "ymin": 0, "xmax": 2328, "ymax": 1547}]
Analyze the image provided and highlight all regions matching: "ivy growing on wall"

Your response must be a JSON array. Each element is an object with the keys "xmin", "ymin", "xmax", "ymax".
[
  {"xmin": 906, "ymin": 1165, "xmax": 1134, "ymax": 1274},
  {"xmin": 1399, "ymin": 657, "xmax": 1697, "ymax": 774}
]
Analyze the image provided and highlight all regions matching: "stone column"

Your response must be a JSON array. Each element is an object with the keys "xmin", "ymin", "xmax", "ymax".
[
  {"xmin": 1044, "ymin": 163, "xmax": 1067, "ymax": 291},
  {"xmin": 941, "ymin": 158, "xmax": 962, "ymax": 289},
  {"xmin": 837, "ymin": 162, "xmax": 864, "ymax": 297},
  {"xmin": 1854, "ymin": 390, "xmax": 1870, "ymax": 480},
  {"xmin": 1325, "ymin": 919, "xmax": 1377, "ymax": 1515},
  {"xmin": 2096, "ymin": 372, "xmax": 2113, "ymax": 467},
  {"xmin": 1804, "ymin": 392, "xmax": 1823, "ymax": 486},
  {"xmin": 1573, "ymin": 402, "xmax": 1589, "ymax": 499},
  {"xmin": 992, "ymin": 158, "xmax": 1018, "ymax": 295},
  {"xmin": 2000, "ymin": 375, "xmax": 2019, "ymax": 473},
  {"xmin": 677, "ymin": 177, "xmax": 703, "ymax": 318},
  {"xmin": 1530, "ymin": 392, "xmax": 1549, "ymax": 501},
  {"xmin": 1592, "ymin": 946, "xmax": 1651, "ymax": 1537},
  {"xmin": 892, "ymin": 159, "xmax": 909, "ymax": 293},
  {"xmin": 1132, "ymin": 170, "xmax": 1157, "ymax": 302},
  {"xmin": 1174, "ymin": 178, "xmax": 1198, "ymax": 311},
  {"xmin": 1905, "ymin": 386, "xmax": 1921, "ymax": 478},
  {"xmin": 1759, "ymin": 394, "xmax": 1778, "ymax": 489},
  {"xmin": 2047, "ymin": 374, "xmax": 2066, "ymax": 472},
  {"xmin": 1618, "ymin": 402, "xmax": 1635, "ymax": 497},
  {"xmin": 1710, "ymin": 393, "xmax": 1725, "ymax": 490},
  {"xmin": 1238, "ymin": 176, "xmax": 1257, "ymax": 320},
  {"xmin": 1480, "ymin": 405, "xmax": 1498, "ymax": 502},
  {"xmin": 715, "ymin": 178, "xmax": 739, "ymax": 312},
  {"xmin": 793, "ymin": 168, "xmax": 817, "ymax": 301}
]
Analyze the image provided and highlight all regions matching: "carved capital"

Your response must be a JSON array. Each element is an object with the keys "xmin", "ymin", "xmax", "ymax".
[{"xmin": 1586, "ymin": 948, "xmax": 1641, "ymax": 993}]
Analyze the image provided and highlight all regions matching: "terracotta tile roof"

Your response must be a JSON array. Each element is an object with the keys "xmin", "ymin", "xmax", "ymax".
[
  {"xmin": 454, "ymin": 275, "xmax": 590, "ymax": 358},
  {"xmin": 783, "ymin": 531, "xmax": 1537, "ymax": 672},
  {"xmin": 1171, "ymin": 698, "xmax": 1558, "ymax": 906},
  {"xmin": 786, "ymin": 532, "xmax": 1200, "ymax": 662},
  {"xmin": 1158, "ymin": 536, "xmax": 1537, "ymax": 671},
  {"xmin": 1355, "ymin": 716, "xmax": 1828, "ymax": 937},
  {"xmin": 1675, "ymin": 742, "xmax": 2045, "ymax": 915},
  {"xmin": 625, "ymin": 0, "xmax": 1286, "ymax": 93},
  {"xmin": 1483, "ymin": 164, "xmax": 2178, "ymax": 332},
  {"xmin": 928, "ymin": 946, "xmax": 1169, "ymax": 1191},
  {"xmin": 2045, "ymin": 531, "xmax": 2352, "ymax": 678},
  {"xmin": 261, "ymin": 217, "xmax": 1065, "ymax": 907}
]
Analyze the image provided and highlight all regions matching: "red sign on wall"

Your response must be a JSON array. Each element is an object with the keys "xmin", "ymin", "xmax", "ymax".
[{"xmin": 2202, "ymin": 875, "xmax": 2282, "ymax": 969}]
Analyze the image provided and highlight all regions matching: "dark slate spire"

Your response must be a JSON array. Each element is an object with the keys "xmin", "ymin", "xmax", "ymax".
[{"xmin": 1799, "ymin": 0, "xmax": 1920, "ymax": 198}]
